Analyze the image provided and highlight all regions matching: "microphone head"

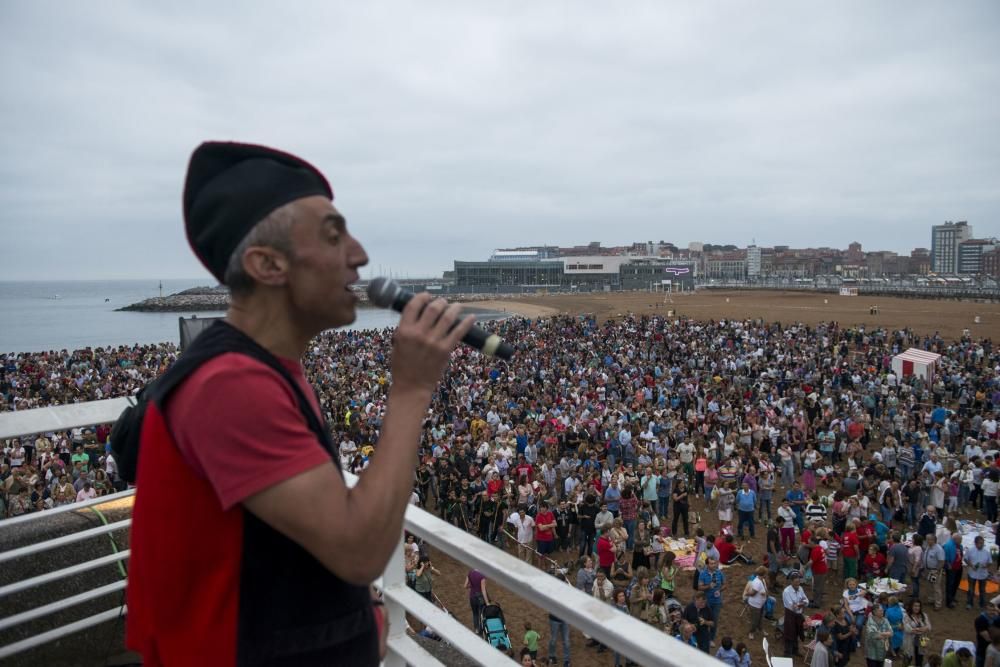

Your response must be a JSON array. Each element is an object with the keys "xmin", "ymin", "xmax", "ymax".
[{"xmin": 367, "ymin": 277, "xmax": 400, "ymax": 309}]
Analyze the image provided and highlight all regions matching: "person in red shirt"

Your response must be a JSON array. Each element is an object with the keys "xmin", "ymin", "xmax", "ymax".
[
  {"xmin": 715, "ymin": 535, "xmax": 737, "ymax": 565},
  {"xmin": 856, "ymin": 517, "xmax": 876, "ymax": 556},
  {"xmin": 514, "ymin": 455, "xmax": 534, "ymax": 482},
  {"xmin": 809, "ymin": 535, "xmax": 829, "ymax": 608},
  {"xmin": 486, "ymin": 472, "xmax": 503, "ymax": 499},
  {"xmin": 124, "ymin": 142, "xmax": 477, "ymax": 666},
  {"xmin": 596, "ymin": 532, "xmax": 616, "ymax": 577},
  {"xmin": 862, "ymin": 544, "xmax": 887, "ymax": 578},
  {"xmin": 534, "ymin": 501, "xmax": 557, "ymax": 566},
  {"xmin": 840, "ymin": 522, "xmax": 861, "ymax": 580}
]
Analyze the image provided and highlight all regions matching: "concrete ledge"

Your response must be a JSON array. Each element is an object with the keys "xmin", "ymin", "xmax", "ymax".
[{"xmin": 0, "ymin": 498, "xmax": 134, "ymax": 666}]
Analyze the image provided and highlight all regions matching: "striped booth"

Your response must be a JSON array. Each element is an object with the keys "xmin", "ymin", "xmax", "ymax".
[{"xmin": 891, "ymin": 348, "xmax": 941, "ymax": 383}]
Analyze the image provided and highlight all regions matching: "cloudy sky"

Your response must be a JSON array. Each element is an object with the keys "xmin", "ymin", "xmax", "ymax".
[{"xmin": 1, "ymin": 2, "xmax": 997, "ymax": 281}]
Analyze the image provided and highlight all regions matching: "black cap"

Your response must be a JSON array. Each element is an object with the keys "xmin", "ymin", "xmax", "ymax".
[{"xmin": 183, "ymin": 141, "xmax": 333, "ymax": 282}]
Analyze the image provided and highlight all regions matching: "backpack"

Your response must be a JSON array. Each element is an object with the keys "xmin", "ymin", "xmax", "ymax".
[{"xmin": 110, "ymin": 321, "xmax": 323, "ymax": 484}]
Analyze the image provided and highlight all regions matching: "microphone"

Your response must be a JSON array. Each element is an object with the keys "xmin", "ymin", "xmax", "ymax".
[{"xmin": 367, "ymin": 277, "xmax": 513, "ymax": 361}]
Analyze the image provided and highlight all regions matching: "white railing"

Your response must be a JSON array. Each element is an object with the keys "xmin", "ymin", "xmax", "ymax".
[{"xmin": 0, "ymin": 400, "xmax": 719, "ymax": 667}]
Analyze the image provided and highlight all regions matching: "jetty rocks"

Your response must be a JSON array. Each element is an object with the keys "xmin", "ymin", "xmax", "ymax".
[{"xmin": 116, "ymin": 286, "xmax": 230, "ymax": 312}]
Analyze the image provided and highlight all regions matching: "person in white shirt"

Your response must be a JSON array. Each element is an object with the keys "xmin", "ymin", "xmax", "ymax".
[
  {"xmin": 676, "ymin": 441, "xmax": 695, "ymax": 464},
  {"xmin": 921, "ymin": 454, "xmax": 943, "ymax": 476},
  {"xmin": 496, "ymin": 442, "xmax": 514, "ymax": 464},
  {"xmin": 475, "ymin": 440, "xmax": 490, "ymax": 462},
  {"xmin": 744, "ymin": 566, "xmax": 769, "ymax": 639},
  {"xmin": 966, "ymin": 440, "xmax": 985, "ymax": 461},
  {"xmin": 508, "ymin": 507, "xmax": 536, "ymax": 563},
  {"xmin": 592, "ymin": 570, "xmax": 615, "ymax": 602},
  {"xmin": 105, "ymin": 452, "xmax": 118, "ymax": 484},
  {"xmin": 338, "ymin": 439, "xmax": 357, "ymax": 468},
  {"xmin": 782, "ymin": 572, "xmax": 809, "ymax": 657},
  {"xmin": 965, "ymin": 535, "xmax": 993, "ymax": 609},
  {"xmin": 10, "ymin": 442, "xmax": 26, "ymax": 468}
]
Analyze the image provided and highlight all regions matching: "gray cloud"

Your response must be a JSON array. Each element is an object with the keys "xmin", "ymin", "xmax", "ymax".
[{"xmin": 0, "ymin": 1, "xmax": 997, "ymax": 280}]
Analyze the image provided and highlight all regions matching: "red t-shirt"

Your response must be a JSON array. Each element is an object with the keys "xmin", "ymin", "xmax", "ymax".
[
  {"xmin": 535, "ymin": 510, "xmax": 555, "ymax": 542},
  {"xmin": 164, "ymin": 352, "xmax": 331, "ymax": 510},
  {"xmin": 597, "ymin": 535, "xmax": 615, "ymax": 568},
  {"xmin": 715, "ymin": 539, "xmax": 737, "ymax": 564},
  {"xmin": 810, "ymin": 545, "xmax": 829, "ymax": 575},
  {"xmin": 840, "ymin": 531, "xmax": 859, "ymax": 558},
  {"xmin": 857, "ymin": 523, "xmax": 875, "ymax": 554},
  {"xmin": 864, "ymin": 552, "xmax": 887, "ymax": 576},
  {"xmin": 847, "ymin": 422, "xmax": 865, "ymax": 441}
]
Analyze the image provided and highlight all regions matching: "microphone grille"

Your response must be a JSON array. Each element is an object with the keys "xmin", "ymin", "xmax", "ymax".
[{"xmin": 367, "ymin": 277, "xmax": 398, "ymax": 308}]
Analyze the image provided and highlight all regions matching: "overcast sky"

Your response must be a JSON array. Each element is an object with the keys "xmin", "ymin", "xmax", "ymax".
[{"xmin": 1, "ymin": 2, "xmax": 997, "ymax": 281}]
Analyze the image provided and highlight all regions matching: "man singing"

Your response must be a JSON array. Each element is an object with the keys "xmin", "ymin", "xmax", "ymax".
[{"xmin": 126, "ymin": 142, "xmax": 475, "ymax": 665}]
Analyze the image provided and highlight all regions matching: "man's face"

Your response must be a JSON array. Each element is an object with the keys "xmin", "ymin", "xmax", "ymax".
[{"xmin": 283, "ymin": 197, "xmax": 369, "ymax": 330}]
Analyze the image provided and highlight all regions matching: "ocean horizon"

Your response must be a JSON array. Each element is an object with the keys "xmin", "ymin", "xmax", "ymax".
[{"xmin": 0, "ymin": 280, "xmax": 403, "ymax": 354}]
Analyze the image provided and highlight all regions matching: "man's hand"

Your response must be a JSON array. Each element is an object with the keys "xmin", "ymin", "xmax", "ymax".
[{"xmin": 390, "ymin": 294, "xmax": 476, "ymax": 393}]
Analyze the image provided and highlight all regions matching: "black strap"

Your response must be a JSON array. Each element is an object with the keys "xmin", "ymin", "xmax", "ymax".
[{"xmin": 152, "ymin": 320, "xmax": 337, "ymax": 464}]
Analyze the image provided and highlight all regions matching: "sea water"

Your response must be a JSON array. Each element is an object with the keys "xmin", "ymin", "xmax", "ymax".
[{"xmin": 0, "ymin": 280, "xmax": 402, "ymax": 353}]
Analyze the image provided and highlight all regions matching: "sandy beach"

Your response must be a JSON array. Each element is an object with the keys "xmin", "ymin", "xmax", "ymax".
[
  {"xmin": 468, "ymin": 290, "xmax": 999, "ymax": 340},
  {"xmin": 466, "ymin": 299, "xmax": 560, "ymax": 319}
]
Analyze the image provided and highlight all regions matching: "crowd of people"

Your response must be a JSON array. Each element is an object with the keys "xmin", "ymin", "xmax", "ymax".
[
  {"xmin": 2, "ymin": 310, "xmax": 1000, "ymax": 667},
  {"xmin": 0, "ymin": 344, "xmax": 173, "ymax": 515}
]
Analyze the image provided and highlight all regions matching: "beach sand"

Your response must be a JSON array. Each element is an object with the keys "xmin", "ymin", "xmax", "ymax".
[
  {"xmin": 465, "ymin": 299, "xmax": 560, "ymax": 320},
  {"xmin": 471, "ymin": 289, "xmax": 999, "ymax": 340}
]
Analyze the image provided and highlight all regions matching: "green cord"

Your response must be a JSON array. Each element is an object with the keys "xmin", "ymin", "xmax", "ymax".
[{"xmin": 88, "ymin": 506, "xmax": 128, "ymax": 579}]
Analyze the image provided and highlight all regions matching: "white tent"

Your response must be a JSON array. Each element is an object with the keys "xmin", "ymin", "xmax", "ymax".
[{"xmin": 891, "ymin": 348, "xmax": 941, "ymax": 383}]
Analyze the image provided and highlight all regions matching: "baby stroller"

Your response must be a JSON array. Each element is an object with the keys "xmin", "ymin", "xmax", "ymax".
[{"xmin": 480, "ymin": 603, "xmax": 512, "ymax": 650}]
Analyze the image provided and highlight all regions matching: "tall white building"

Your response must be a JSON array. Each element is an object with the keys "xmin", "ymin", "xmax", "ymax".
[
  {"xmin": 746, "ymin": 245, "xmax": 762, "ymax": 278},
  {"xmin": 931, "ymin": 221, "xmax": 972, "ymax": 273}
]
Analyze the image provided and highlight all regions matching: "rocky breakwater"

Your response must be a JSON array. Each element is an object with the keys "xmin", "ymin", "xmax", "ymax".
[{"xmin": 116, "ymin": 285, "xmax": 230, "ymax": 312}]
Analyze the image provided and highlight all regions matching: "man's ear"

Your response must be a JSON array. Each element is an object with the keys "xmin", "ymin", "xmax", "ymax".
[{"xmin": 241, "ymin": 247, "xmax": 291, "ymax": 287}]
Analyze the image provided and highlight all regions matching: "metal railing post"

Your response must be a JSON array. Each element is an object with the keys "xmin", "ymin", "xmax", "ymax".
[{"xmin": 380, "ymin": 531, "xmax": 411, "ymax": 667}]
